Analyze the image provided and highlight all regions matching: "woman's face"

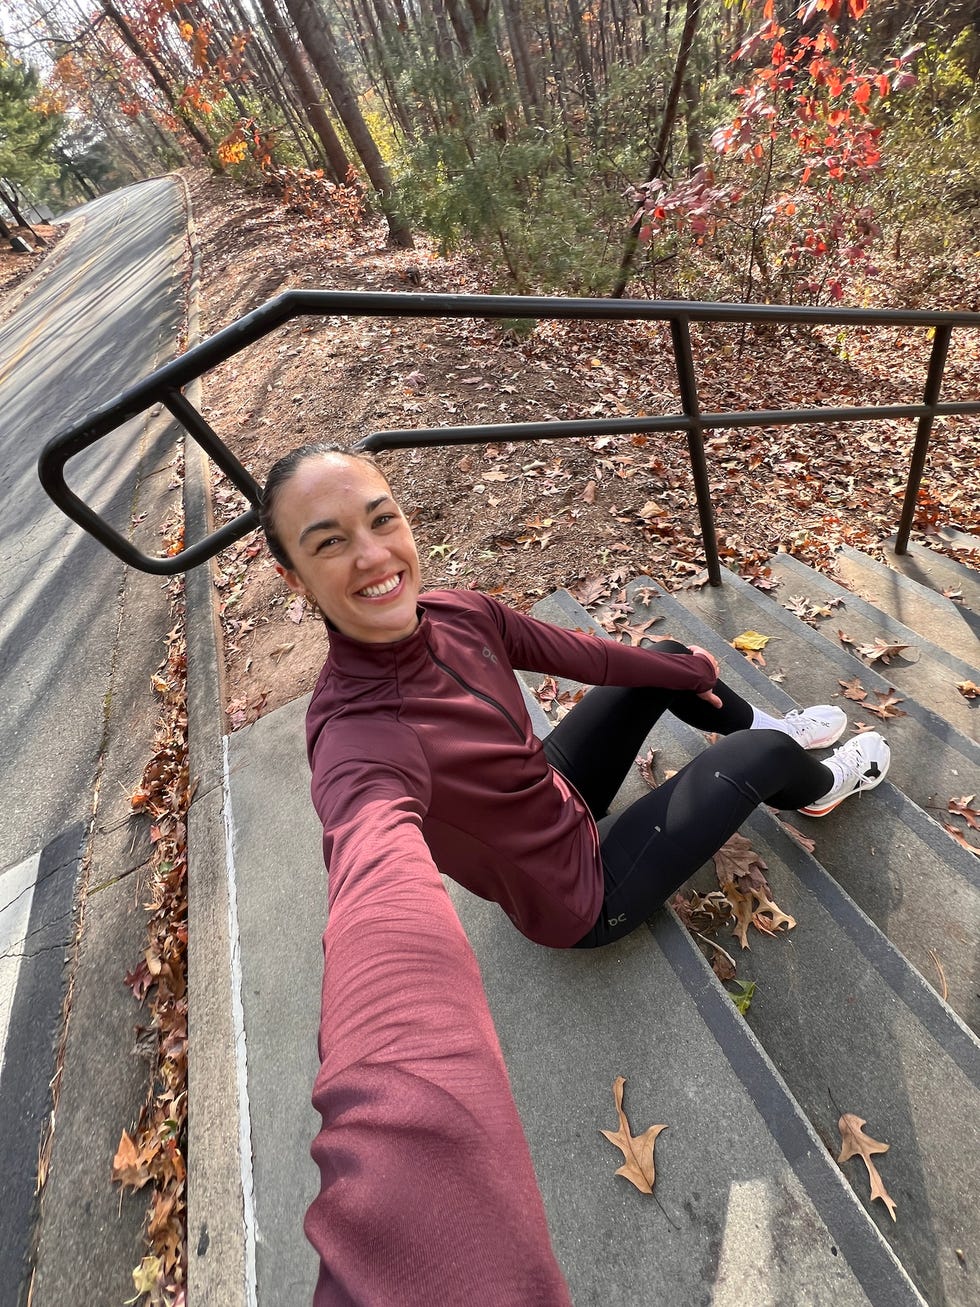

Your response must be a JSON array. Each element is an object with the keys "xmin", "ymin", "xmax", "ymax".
[{"xmin": 272, "ymin": 454, "xmax": 422, "ymax": 644}]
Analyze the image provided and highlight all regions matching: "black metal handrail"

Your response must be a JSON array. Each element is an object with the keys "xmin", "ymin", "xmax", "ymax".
[{"xmin": 37, "ymin": 291, "xmax": 979, "ymax": 582}]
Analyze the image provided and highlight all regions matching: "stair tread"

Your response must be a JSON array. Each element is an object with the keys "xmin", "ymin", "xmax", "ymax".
[
  {"xmin": 835, "ymin": 544, "xmax": 980, "ymax": 667},
  {"xmin": 670, "ymin": 564, "xmax": 979, "ymax": 799},
  {"xmin": 451, "ymin": 882, "xmax": 926, "ymax": 1306},
  {"xmin": 882, "ymin": 534, "xmax": 980, "ymax": 613},
  {"xmin": 764, "ymin": 552, "xmax": 977, "ymax": 737},
  {"xmin": 525, "ymin": 589, "xmax": 980, "ymax": 1306}
]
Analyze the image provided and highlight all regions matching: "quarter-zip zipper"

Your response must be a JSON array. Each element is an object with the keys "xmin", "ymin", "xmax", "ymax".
[{"xmin": 428, "ymin": 649, "xmax": 526, "ymax": 742}]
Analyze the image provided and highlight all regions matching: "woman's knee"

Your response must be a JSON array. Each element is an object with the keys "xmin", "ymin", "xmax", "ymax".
[{"xmin": 654, "ymin": 638, "xmax": 693, "ymax": 657}]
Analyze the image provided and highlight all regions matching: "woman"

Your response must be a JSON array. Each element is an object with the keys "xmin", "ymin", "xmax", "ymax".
[{"xmin": 259, "ymin": 442, "xmax": 890, "ymax": 1306}]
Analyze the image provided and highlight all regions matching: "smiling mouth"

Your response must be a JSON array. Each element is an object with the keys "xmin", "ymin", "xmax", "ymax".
[{"xmin": 357, "ymin": 573, "xmax": 402, "ymax": 599}]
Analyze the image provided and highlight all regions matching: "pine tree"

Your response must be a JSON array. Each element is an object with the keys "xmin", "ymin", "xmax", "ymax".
[{"xmin": 0, "ymin": 46, "xmax": 63, "ymax": 193}]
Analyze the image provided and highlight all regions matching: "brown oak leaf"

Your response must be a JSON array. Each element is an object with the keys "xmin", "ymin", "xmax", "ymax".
[
  {"xmin": 955, "ymin": 679, "xmax": 979, "ymax": 699},
  {"xmin": 838, "ymin": 677, "xmax": 868, "ymax": 701},
  {"xmin": 777, "ymin": 818, "xmax": 816, "ymax": 853},
  {"xmin": 635, "ymin": 749, "xmax": 658, "ymax": 790},
  {"xmin": 713, "ymin": 834, "xmax": 796, "ymax": 948},
  {"xmin": 111, "ymin": 1129, "xmax": 152, "ymax": 1190},
  {"xmin": 863, "ymin": 691, "xmax": 907, "ymax": 721},
  {"xmin": 944, "ymin": 824, "xmax": 980, "ymax": 857},
  {"xmin": 949, "ymin": 796, "xmax": 979, "ymax": 830},
  {"xmin": 855, "ymin": 636, "xmax": 913, "ymax": 665},
  {"xmin": 837, "ymin": 1114, "xmax": 897, "ymax": 1221},
  {"xmin": 600, "ymin": 1076, "xmax": 666, "ymax": 1195}
]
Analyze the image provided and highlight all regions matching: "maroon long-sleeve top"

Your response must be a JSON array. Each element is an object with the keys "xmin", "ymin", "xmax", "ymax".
[{"xmin": 303, "ymin": 591, "xmax": 715, "ymax": 1304}]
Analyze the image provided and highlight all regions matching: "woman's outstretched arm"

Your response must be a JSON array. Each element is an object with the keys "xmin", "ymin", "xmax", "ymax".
[{"xmin": 306, "ymin": 746, "xmax": 571, "ymax": 1306}]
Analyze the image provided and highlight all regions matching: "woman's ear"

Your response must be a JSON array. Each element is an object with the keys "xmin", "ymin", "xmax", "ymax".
[{"xmin": 275, "ymin": 562, "xmax": 307, "ymax": 597}]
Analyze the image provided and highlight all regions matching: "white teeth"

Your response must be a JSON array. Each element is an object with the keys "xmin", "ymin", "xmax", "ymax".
[{"xmin": 359, "ymin": 574, "xmax": 400, "ymax": 598}]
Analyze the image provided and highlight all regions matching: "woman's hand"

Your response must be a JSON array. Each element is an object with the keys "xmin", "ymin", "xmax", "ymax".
[{"xmin": 688, "ymin": 644, "xmax": 723, "ymax": 710}]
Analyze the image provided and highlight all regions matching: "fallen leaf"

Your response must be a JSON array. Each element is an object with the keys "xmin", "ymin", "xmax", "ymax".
[
  {"xmin": 635, "ymin": 749, "xmax": 658, "ymax": 789},
  {"xmin": 948, "ymin": 796, "xmax": 979, "ymax": 830},
  {"xmin": 618, "ymin": 616, "xmax": 662, "ymax": 646},
  {"xmin": 732, "ymin": 630, "xmax": 770, "ymax": 652},
  {"xmin": 713, "ymin": 834, "xmax": 796, "ymax": 947},
  {"xmin": 286, "ymin": 596, "xmax": 307, "ymax": 624},
  {"xmin": 837, "ymin": 1113, "xmax": 897, "ymax": 1221},
  {"xmin": 130, "ymin": 1254, "xmax": 165, "ymax": 1296},
  {"xmin": 572, "ymin": 576, "xmax": 610, "ymax": 607},
  {"xmin": 600, "ymin": 1076, "xmax": 666, "ymax": 1195},
  {"xmin": 777, "ymin": 819, "xmax": 816, "ymax": 853},
  {"xmin": 112, "ymin": 1129, "xmax": 151, "ymax": 1189},
  {"xmin": 269, "ymin": 642, "xmax": 295, "ymax": 662},
  {"xmin": 838, "ymin": 677, "xmax": 868, "ymax": 701},
  {"xmin": 727, "ymin": 978, "xmax": 756, "ymax": 1015},
  {"xmin": 580, "ymin": 480, "xmax": 597, "ymax": 504},
  {"xmin": 711, "ymin": 949, "xmax": 737, "ymax": 982},
  {"xmin": 855, "ymin": 636, "xmax": 913, "ymax": 665},
  {"xmin": 863, "ymin": 691, "xmax": 907, "ymax": 721},
  {"xmin": 944, "ymin": 824, "xmax": 980, "ymax": 857},
  {"xmin": 955, "ymin": 680, "xmax": 979, "ymax": 698}
]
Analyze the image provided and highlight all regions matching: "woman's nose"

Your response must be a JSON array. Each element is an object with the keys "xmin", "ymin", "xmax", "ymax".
[{"xmin": 353, "ymin": 531, "xmax": 389, "ymax": 569}]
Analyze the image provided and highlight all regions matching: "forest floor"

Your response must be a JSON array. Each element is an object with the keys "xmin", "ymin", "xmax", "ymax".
[
  {"xmin": 0, "ymin": 222, "xmax": 63, "ymax": 304},
  {"xmin": 182, "ymin": 168, "xmax": 980, "ymax": 727}
]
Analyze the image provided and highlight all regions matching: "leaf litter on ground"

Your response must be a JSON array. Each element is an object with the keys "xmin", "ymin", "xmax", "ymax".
[{"xmin": 113, "ymin": 583, "xmax": 189, "ymax": 1306}]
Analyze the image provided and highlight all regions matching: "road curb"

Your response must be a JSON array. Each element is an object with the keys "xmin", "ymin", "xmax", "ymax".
[{"xmin": 178, "ymin": 171, "xmax": 251, "ymax": 1306}]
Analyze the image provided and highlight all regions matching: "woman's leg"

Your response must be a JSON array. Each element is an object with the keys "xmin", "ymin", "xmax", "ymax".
[
  {"xmin": 575, "ymin": 729, "xmax": 834, "ymax": 948},
  {"xmin": 542, "ymin": 641, "xmax": 753, "ymax": 817}
]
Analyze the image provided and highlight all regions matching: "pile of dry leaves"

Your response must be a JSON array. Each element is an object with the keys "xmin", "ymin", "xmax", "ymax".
[{"xmin": 112, "ymin": 558, "xmax": 189, "ymax": 1305}]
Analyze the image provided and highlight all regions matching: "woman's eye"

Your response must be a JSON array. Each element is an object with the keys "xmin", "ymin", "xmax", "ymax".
[
  {"xmin": 374, "ymin": 514, "xmax": 396, "ymax": 527},
  {"xmin": 316, "ymin": 536, "xmax": 342, "ymax": 551}
]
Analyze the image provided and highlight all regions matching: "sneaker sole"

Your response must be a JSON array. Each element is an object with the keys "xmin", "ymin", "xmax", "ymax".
[{"xmin": 799, "ymin": 764, "xmax": 889, "ymax": 817}]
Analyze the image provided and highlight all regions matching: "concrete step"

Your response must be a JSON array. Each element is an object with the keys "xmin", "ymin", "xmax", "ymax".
[
  {"xmin": 671, "ymin": 563, "xmax": 979, "ymax": 812},
  {"xmin": 834, "ymin": 544, "xmax": 980, "ymax": 667},
  {"xmin": 449, "ymin": 884, "xmax": 927, "ymax": 1307},
  {"xmin": 878, "ymin": 536, "xmax": 980, "ymax": 622},
  {"xmin": 526, "ymin": 590, "xmax": 980, "ymax": 1307},
  {"xmin": 227, "ymin": 692, "xmax": 927, "ymax": 1307},
  {"xmin": 604, "ymin": 577, "xmax": 980, "ymax": 1037},
  {"xmin": 765, "ymin": 550, "xmax": 977, "ymax": 741}
]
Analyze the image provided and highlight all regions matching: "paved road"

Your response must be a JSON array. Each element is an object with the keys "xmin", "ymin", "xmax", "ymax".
[{"xmin": 0, "ymin": 177, "xmax": 188, "ymax": 1304}]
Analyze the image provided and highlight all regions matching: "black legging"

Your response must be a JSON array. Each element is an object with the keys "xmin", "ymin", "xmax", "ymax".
[{"xmin": 541, "ymin": 642, "xmax": 836, "ymax": 948}]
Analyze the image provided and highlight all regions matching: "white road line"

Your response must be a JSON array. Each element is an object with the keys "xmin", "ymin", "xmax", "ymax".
[
  {"xmin": 0, "ymin": 852, "xmax": 41, "ymax": 1083},
  {"xmin": 223, "ymin": 736, "xmax": 258, "ymax": 1307}
]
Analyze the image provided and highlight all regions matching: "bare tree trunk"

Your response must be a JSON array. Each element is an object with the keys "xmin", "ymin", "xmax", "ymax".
[
  {"xmin": 501, "ymin": 0, "xmax": 542, "ymax": 126},
  {"xmin": 222, "ymin": 0, "xmax": 321, "ymax": 165},
  {"xmin": 682, "ymin": 73, "xmax": 702, "ymax": 168},
  {"xmin": 54, "ymin": 147, "xmax": 100, "ymax": 200},
  {"xmin": 611, "ymin": 0, "xmax": 701, "ymax": 296},
  {"xmin": 282, "ymin": 0, "xmax": 413, "ymax": 244},
  {"xmin": 0, "ymin": 183, "xmax": 46, "ymax": 245},
  {"xmin": 258, "ymin": 0, "xmax": 355, "ymax": 184},
  {"xmin": 565, "ymin": 0, "xmax": 596, "ymax": 103}
]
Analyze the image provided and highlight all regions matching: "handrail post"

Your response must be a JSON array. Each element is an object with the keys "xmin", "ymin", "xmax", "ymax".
[
  {"xmin": 895, "ymin": 324, "xmax": 952, "ymax": 555},
  {"xmin": 670, "ymin": 318, "xmax": 722, "ymax": 585}
]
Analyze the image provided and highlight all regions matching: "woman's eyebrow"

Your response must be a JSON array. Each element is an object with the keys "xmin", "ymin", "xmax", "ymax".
[{"xmin": 298, "ymin": 496, "xmax": 393, "ymax": 544}]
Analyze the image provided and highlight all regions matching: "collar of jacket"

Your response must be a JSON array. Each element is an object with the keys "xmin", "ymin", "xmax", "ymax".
[{"xmin": 323, "ymin": 606, "xmax": 430, "ymax": 679}]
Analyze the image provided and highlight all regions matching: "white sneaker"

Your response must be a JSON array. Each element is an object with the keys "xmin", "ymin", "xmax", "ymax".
[
  {"xmin": 782, "ymin": 705, "xmax": 848, "ymax": 750},
  {"xmin": 799, "ymin": 732, "xmax": 891, "ymax": 817}
]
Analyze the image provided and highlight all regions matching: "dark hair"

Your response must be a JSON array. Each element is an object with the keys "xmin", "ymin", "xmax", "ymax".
[{"xmin": 259, "ymin": 442, "xmax": 386, "ymax": 567}]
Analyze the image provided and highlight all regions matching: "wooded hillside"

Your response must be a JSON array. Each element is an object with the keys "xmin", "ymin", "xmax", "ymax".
[{"xmin": 3, "ymin": 0, "xmax": 978, "ymax": 301}]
